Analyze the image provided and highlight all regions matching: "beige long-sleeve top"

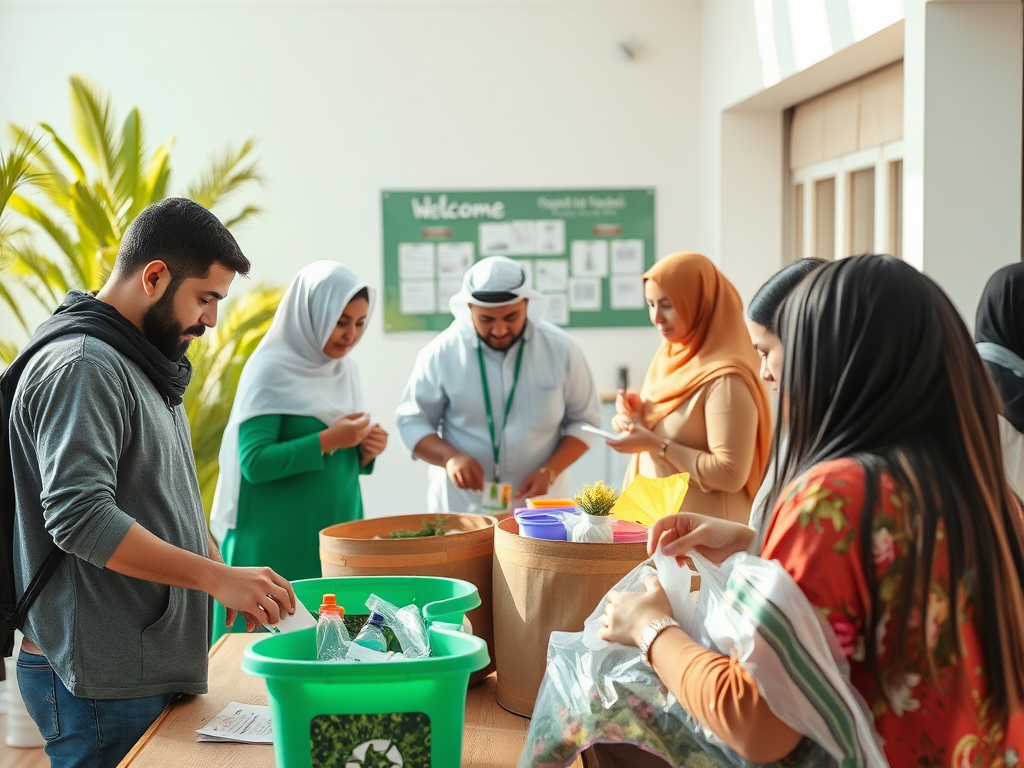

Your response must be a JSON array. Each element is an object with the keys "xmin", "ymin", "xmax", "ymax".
[{"xmin": 623, "ymin": 375, "xmax": 759, "ymax": 522}]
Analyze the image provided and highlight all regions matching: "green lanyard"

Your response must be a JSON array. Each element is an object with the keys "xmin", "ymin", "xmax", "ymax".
[{"xmin": 476, "ymin": 337, "xmax": 527, "ymax": 483}]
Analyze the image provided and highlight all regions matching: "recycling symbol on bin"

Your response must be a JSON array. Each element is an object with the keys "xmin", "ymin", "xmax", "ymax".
[{"xmin": 345, "ymin": 739, "xmax": 404, "ymax": 768}]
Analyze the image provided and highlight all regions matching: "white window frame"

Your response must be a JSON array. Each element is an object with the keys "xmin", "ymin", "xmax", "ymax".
[{"xmin": 790, "ymin": 139, "xmax": 903, "ymax": 260}]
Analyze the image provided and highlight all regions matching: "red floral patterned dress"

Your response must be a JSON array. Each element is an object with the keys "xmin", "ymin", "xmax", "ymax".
[{"xmin": 762, "ymin": 458, "xmax": 1024, "ymax": 768}]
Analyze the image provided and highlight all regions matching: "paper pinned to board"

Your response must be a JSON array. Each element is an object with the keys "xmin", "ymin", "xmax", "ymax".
[{"xmin": 196, "ymin": 701, "xmax": 273, "ymax": 744}]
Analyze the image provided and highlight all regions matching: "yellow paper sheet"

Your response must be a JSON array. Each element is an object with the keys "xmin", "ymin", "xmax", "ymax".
[{"xmin": 610, "ymin": 473, "xmax": 690, "ymax": 527}]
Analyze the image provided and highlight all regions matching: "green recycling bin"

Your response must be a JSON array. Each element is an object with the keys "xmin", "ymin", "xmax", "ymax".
[{"xmin": 242, "ymin": 575, "xmax": 490, "ymax": 768}]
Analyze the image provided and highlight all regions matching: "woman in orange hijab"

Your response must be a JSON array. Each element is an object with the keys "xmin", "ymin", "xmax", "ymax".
[{"xmin": 608, "ymin": 252, "xmax": 772, "ymax": 522}]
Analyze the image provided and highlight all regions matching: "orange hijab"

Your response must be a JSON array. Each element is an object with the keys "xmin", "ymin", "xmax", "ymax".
[{"xmin": 639, "ymin": 252, "xmax": 772, "ymax": 499}]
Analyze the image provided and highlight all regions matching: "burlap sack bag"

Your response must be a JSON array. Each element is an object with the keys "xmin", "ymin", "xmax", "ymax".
[
  {"xmin": 492, "ymin": 517, "xmax": 647, "ymax": 716},
  {"xmin": 320, "ymin": 513, "xmax": 496, "ymax": 683}
]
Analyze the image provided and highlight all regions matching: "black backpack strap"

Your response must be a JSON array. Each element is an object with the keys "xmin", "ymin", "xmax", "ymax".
[{"xmin": 1, "ymin": 546, "xmax": 63, "ymax": 650}]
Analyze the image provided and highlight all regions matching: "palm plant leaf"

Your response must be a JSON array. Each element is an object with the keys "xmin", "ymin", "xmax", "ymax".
[
  {"xmin": 0, "ymin": 131, "xmax": 42, "ymax": 212},
  {"xmin": 141, "ymin": 138, "xmax": 174, "ymax": 205},
  {"xmin": 222, "ymin": 204, "xmax": 262, "ymax": 229},
  {"xmin": 116, "ymin": 108, "xmax": 145, "ymax": 221},
  {"xmin": 68, "ymin": 75, "xmax": 118, "ymax": 187},
  {"xmin": 6, "ymin": 125, "xmax": 74, "ymax": 213},
  {"xmin": 0, "ymin": 132, "xmax": 45, "ymax": 330},
  {"xmin": 184, "ymin": 285, "xmax": 283, "ymax": 513},
  {"xmin": 2, "ymin": 243, "xmax": 71, "ymax": 308},
  {"xmin": 69, "ymin": 180, "xmax": 119, "ymax": 254},
  {"xmin": 0, "ymin": 340, "xmax": 19, "ymax": 366},
  {"xmin": 185, "ymin": 138, "xmax": 263, "ymax": 213},
  {"xmin": 37, "ymin": 123, "xmax": 87, "ymax": 183},
  {"xmin": 3, "ymin": 76, "xmax": 272, "ymax": 514},
  {"xmin": 8, "ymin": 194, "xmax": 80, "ymax": 271},
  {"xmin": 0, "ymin": 279, "xmax": 31, "ymax": 334}
]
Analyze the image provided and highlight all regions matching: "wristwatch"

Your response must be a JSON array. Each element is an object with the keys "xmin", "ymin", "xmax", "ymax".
[{"xmin": 638, "ymin": 617, "xmax": 681, "ymax": 667}]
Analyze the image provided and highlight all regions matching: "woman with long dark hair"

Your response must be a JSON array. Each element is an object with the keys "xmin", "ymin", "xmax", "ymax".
[
  {"xmin": 744, "ymin": 258, "xmax": 826, "ymax": 531},
  {"xmin": 601, "ymin": 255, "xmax": 1024, "ymax": 765}
]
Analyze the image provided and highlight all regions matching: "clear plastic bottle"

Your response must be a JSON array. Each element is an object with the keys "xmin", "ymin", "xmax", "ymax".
[
  {"xmin": 316, "ymin": 594, "xmax": 350, "ymax": 661},
  {"xmin": 352, "ymin": 611, "xmax": 388, "ymax": 652}
]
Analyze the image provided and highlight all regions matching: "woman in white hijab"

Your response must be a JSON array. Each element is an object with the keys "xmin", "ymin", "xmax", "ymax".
[{"xmin": 209, "ymin": 261, "xmax": 386, "ymax": 640}]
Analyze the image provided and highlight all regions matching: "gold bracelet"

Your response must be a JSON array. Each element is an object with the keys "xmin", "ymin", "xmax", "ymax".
[{"xmin": 658, "ymin": 438, "xmax": 671, "ymax": 460}]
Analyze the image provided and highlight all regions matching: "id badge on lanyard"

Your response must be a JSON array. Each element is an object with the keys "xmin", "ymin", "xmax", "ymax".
[
  {"xmin": 477, "ymin": 337, "xmax": 526, "ymax": 515},
  {"xmin": 482, "ymin": 481, "xmax": 513, "ymax": 513}
]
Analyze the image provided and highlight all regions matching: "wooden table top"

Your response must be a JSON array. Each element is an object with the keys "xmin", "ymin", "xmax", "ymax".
[{"xmin": 118, "ymin": 633, "xmax": 580, "ymax": 768}]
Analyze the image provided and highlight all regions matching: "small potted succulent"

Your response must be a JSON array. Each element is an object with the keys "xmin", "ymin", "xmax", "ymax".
[{"xmin": 571, "ymin": 481, "xmax": 619, "ymax": 543}]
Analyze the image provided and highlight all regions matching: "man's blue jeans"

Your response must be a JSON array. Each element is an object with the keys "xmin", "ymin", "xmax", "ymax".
[{"xmin": 17, "ymin": 649, "xmax": 175, "ymax": 768}]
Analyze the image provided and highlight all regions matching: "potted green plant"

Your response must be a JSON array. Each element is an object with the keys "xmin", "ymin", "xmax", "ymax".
[
  {"xmin": 571, "ymin": 481, "xmax": 619, "ymax": 543},
  {"xmin": 0, "ymin": 75, "xmax": 280, "ymax": 516}
]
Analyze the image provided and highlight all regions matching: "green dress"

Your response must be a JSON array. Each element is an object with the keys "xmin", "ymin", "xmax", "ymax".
[{"xmin": 211, "ymin": 413, "xmax": 373, "ymax": 643}]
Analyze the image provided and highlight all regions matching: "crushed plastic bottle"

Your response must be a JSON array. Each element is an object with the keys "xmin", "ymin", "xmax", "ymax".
[
  {"xmin": 352, "ymin": 611, "xmax": 388, "ymax": 652},
  {"xmin": 365, "ymin": 593, "xmax": 429, "ymax": 658},
  {"xmin": 316, "ymin": 594, "xmax": 351, "ymax": 661}
]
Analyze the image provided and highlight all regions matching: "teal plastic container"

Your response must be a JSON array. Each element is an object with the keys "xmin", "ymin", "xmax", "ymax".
[{"xmin": 242, "ymin": 575, "xmax": 490, "ymax": 768}]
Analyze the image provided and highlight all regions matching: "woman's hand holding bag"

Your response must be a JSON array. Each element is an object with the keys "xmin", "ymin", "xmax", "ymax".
[{"xmin": 647, "ymin": 513, "xmax": 755, "ymax": 566}]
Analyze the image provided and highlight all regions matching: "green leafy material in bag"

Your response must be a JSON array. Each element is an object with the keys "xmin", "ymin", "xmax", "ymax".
[{"xmin": 388, "ymin": 517, "xmax": 447, "ymax": 539}]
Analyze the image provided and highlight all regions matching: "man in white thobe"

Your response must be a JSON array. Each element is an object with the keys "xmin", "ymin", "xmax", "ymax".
[{"xmin": 395, "ymin": 257, "xmax": 601, "ymax": 514}]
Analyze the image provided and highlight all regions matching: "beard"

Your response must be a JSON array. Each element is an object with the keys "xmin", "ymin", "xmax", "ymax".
[
  {"xmin": 142, "ymin": 289, "xmax": 205, "ymax": 360},
  {"xmin": 482, "ymin": 327, "xmax": 524, "ymax": 351}
]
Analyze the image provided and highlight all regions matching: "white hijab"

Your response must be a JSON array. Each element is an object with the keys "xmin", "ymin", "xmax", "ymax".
[
  {"xmin": 448, "ymin": 256, "xmax": 547, "ymax": 330},
  {"xmin": 209, "ymin": 261, "xmax": 376, "ymax": 541}
]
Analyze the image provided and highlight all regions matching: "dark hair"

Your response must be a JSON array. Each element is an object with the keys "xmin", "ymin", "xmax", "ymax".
[
  {"xmin": 113, "ymin": 198, "xmax": 250, "ymax": 287},
  {"xmin": 774, "ymin": 254, "xmax": 1024, "ymax": 718},
  {"xmin": 351, "ymin": 287, "xmax": 370, "ymax": 303},
  {"xmin": 747, "ymin": 258, "xmax": 828, "ymax": 334},
  {"xmin": 975, "ymin": 263, "xmax": 1024, "ymax": 432},
  {"xmin": 976, "ymin": 262, "xmax": 1024, "ymax": 356}
]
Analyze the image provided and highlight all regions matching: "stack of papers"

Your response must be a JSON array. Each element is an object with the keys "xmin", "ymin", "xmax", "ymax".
[{"xmin": 196, "ymin": 702, "xmax": 273, "ymax": 744}]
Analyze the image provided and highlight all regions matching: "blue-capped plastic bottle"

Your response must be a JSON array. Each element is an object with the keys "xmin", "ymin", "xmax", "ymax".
[
  {"xmin": 352, "ymin": 612, "xmax": 388, "ymax": 652},
  {"xmin": 316, "ymin": 594, "xmax": 350, "ymax": 661}
]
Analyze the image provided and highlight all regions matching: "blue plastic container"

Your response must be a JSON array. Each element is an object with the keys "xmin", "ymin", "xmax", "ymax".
[{"xmin": 513, "ymin": 508, "xmax": 572, "ymax": 540}]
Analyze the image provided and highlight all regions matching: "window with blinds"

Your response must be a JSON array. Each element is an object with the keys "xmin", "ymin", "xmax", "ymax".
[{"xmin": 787, "ymin": 61, "xmax": 904, "ymax": 261}]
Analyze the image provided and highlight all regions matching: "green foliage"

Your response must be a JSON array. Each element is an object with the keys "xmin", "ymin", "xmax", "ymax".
[
  {"xmin": 338, "ymin": 615, "xmax": 401, "ymax": 652},
  {"xmin": 310, "ymin": 712, "xmax": 431, "ymax": 768},
  {"xmin": 184, "ymin": 285, "xmax": 283, "ymax": 513},
  {"xmin": 0, "ymin": 131, "xmax": 44, "ymax": 332},
  {"xmin": 573, "ymin": 480, "xmax": 619, "ymax": 517},
  {"xmin": 0, "ymin": 74, "xmax": 277, "ymax": 516},
  {"xmin": 387, "ymin": 517, "xmax": 447, "ymax": 539}
]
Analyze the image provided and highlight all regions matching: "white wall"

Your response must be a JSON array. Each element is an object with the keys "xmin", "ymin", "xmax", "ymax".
[
  {"xmin": 698, "ymin": 0, "xmax": 906, "ymax": 302},
  {"xmin": 903, "ymin": 0, "xmax": 1023, "ymax": 322},
  {"xmin": 699, "ymin": 0, "xmax": 1023, "ymax": 323},
  {"xmin": 0, "ymin": 0, "xmax": 699, "ymax": 516}
]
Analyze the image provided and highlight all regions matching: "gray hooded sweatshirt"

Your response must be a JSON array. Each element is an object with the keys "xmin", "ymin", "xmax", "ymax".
[{"xmin": 10, "ymin": 333, "xmax": 210, "ymax": 699}]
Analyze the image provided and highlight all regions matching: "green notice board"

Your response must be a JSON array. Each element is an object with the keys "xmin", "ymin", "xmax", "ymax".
[{"xmin": 381, "ymin": 188, "xmax": 656, "ymax": 332}]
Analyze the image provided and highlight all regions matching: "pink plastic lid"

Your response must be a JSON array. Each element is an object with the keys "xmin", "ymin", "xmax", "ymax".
[{"xmin": 612, "ymin": 519, "xmax": 649, "ymax": 544}]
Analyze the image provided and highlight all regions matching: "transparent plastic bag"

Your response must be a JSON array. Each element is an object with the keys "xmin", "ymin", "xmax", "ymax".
[
  {"xmin": 556, "ymin": 509, "xmax": 581, "ymax": 538},
  {"xmin": 364, "ymin": 593, "xmax": 430, "ymax": 659},
  {"xmin": 652, "ymin": 548, "xmax": 698, "ymax": 636},
  {"xmin": 571, "ymin": 513, "xmax": 615, "ymax": 543},
  {"xmin": 520, "ymin": 550, "xmax": 889, "ymax": 768}
]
